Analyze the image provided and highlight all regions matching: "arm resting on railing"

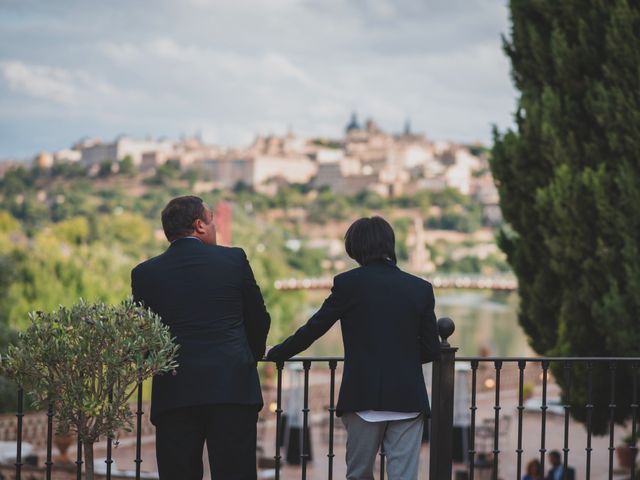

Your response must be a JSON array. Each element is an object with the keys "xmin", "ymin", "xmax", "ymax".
[
  {"xmin": 420, "ymin": 283, "xmax": 441, "ymax": 363},
  {"xmin": 266, "ymin": 277, "xmax": 346, "ymax": 361}
]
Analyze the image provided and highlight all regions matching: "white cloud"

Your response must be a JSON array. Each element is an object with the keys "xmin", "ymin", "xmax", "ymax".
[
  {"xmin": 369, "ymin": 0, "xmax": 397, "ymax": 18},
  {"xmin": 263, "ymin": 53, "xmax": 314, "ymax": 86},
  {"xmin": 0, "ymin": 60, "xmax": 145, "ymax": 108},
  {"xmin": 102, "ymin": 37, "xmax": 320, "ymax": 89},
  {"xmin": 1, "ymin": 61, "xmax": 80, "ymax": 105}
]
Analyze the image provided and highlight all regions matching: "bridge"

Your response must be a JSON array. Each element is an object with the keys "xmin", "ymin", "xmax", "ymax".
[{"xmin": 274, "ymin": 274, "xmax": 517, "ymax": 291}]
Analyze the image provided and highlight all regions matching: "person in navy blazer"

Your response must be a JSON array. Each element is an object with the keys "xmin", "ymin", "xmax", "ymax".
[
  {"xmin": 132, "ymin": 196, "xmax": 270, "ymax": 480},
  {"xmin": 267, "ymin": 216, "xmax": 440, "ymax": 480}
]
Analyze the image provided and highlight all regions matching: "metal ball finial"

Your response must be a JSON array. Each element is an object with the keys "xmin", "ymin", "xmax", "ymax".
[{"xmin": 437, "ymin": 317, "xmax": 455, "ymax": 346}]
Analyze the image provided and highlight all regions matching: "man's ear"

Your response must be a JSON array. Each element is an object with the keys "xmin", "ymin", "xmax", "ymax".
[{"xmin": 193, "ymin": 219, "xmax": 206, "ymax": 235}]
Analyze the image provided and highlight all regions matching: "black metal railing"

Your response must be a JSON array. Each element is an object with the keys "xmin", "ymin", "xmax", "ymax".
[
  {"xmin": 8, "ymin": 317, "xmax": 640, "ymax": 480},
  {"xmin": 450, "ymin": 355, "xmax": 640, "ymax": 480}
]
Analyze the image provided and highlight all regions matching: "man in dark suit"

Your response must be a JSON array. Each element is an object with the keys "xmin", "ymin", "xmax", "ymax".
[
  {"xmin": 546, "ymin": 450, "xmax": 575, "ymax": 480},
  {"xmin": 267, "ymin": 216, "xmax": 440, "ymax": 479},
  {"xmin": 131, "ymin": 195, "xmax": 270, "ymax": 480}
]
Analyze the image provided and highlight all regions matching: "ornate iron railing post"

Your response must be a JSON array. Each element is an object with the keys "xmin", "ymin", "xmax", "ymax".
[{"xmin": 429, "ymin": 317, "xmax": 457, "ymax": 480}]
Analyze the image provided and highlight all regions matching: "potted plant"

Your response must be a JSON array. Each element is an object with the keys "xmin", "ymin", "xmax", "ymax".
[
  {"xmin": 616, "ymin": 433, "xmax": 638, "ymax": 469},
  {"xmin": 1, "ymin": 299, "xmax": 179, "ymax": 480}
]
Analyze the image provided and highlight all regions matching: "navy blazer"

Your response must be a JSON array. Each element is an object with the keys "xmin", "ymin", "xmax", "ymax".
[
  {"xmin": 131, "ymin": 238, "xmax": 270, "ymax": 423},
  {"xmin": 267, "ymin": 260, "xmax": 441, "ymax": 416}
]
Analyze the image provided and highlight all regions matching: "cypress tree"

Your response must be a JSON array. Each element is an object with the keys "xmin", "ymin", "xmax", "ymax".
[{"xmin": 492, "ymin": 0, "xmax": 640, "ymax": 434}]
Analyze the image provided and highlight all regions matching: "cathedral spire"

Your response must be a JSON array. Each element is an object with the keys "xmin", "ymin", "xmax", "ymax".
[{"xmin": 345, "ymin": 112, "xmax": 361, "ymax": 132}]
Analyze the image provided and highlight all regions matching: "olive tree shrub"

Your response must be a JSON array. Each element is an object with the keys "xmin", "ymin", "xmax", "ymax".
[{"xmin": 1, "ymin": 299, "xmax": 179, "ymax": 479}]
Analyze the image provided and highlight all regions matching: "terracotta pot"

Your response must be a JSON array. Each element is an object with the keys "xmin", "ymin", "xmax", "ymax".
[
  {"xmin": 616, "ymin": 444, "xmax": 638, "ymax": 469},
  {"xmin": 54, "ymin": 433, "xmax": 74, "ymax": 464}
]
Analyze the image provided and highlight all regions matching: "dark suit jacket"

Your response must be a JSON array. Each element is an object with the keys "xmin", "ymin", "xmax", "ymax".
[
  {"xmin": 267, "ymin": 260, "xmax": 441, "ymax": 416},
  {"xmin": 131, "ymin": 238, "xmax": 270, "ymax": 423},
  {"xmin": 546, "ymin": 466, "xmax": 575, "ymax": 480}
]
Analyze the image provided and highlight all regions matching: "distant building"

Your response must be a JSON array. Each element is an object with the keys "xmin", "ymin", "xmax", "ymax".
[
  {"xmin": 203, "ymin": 155, "xmax": 253, "ymax": 189},
  {"xmin": 345, "ymin": 112, "xmax": 361, "ymax": 133},
  {"xmin": 252, "ymin": 155, "xmax": 316, "ymax": 187},
  {"xmin": 53, "ymin": 148, "xmax": 81, "ymax": 163},
  {"xmin": 199, "ymin": 134, "xmax": 318, "ymax": 190},
  {"xmin": 471, "ymin": 172, "xmax": 502, "ymax": 226},
  {"xmin": 33, "ymin": 152, "xmax": 53, "ymax": 169},
  {"xmin": 428, "ymin": 147, "xmax": 482, "ymax": 195},
  {"xmin": 79, "ymin": 136, "xmax": 173, "ymax": 167}
]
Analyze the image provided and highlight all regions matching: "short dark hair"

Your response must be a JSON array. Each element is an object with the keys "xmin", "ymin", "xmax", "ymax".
[
  {"xmin": 161, "ymin": 196, "xmax": 208, "ymax": 242},
  {"xmin": 344, "ymin": 216, "xmax": 397, "ymax": 266},
  {"xmin": 548, "ymin": 450, "xmax": 561, "ymax": 461}
]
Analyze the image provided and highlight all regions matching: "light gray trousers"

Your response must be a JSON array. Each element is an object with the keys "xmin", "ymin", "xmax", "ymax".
[{"xmin": 341, "ymin": 413, "xmax": 424, "ymax": 480}]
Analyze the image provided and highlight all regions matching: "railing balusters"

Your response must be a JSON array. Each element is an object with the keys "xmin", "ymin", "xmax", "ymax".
[
  {"xmin": 274, "ymin": 361, "xmax": 284, "ymax": 480},
  {"xmin": 608, "ymin": 361, "xmax": 616, "ymax": 480},
  {"xmin": 585, "ymin": 361, "xmax": 593, "ymax": 480},
  {"xmin": 327, "ymin": 360, "xmax": 337, "ymax": 480},
  {"xmin": 516, "ymin": 360, "xmax": 525, "ymax": 480},
  {"xmin": 16, "ymin": 388, "xmax": 24, "ymax": 480},
  {"xmin": 301, "ymin": 360, "xmax": 311, "ymax": 480},
  {"xmin": 135, "ymin": 376, "xmax": 144, "ymax": 480},
  {"xmin": 631, "ymin": 362, "xmax": 638, "ymax": 480},
  {"xmin": 12, "ymin": 344, "xmax": 640, "ymax": 480},
  {"xmin": 539, "ymin": 361, "xmax": 549, "ymax": 474},
  {"xmin": 492, "ymin": 360, "xmax": 502, "ymax": 480},
  {"xmin": 561, "ymin": 361, "xmax": 571, "ymax": 480},
  {"xmin": 469, "ymin": 360, "xmax": 479, "ymax": 480},
  {"xmin": 45, "ymin": 401, "xmax": 54, "ymax": 480},
  {"xmin": 106, "ymin": 388, "xmax": 114, "ymax": 480}
]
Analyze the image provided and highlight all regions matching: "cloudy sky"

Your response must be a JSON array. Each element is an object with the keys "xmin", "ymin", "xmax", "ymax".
[{"xmin": 0, "ymin": 0, "xmax": 516, "ymax": 159}]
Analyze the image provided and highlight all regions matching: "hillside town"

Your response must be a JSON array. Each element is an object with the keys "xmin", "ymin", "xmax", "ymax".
[{"xmin": 8, "ymin": 114, "xmax": 501, "ymax": 227}]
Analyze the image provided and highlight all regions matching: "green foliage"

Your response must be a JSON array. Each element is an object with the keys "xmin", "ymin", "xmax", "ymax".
[
  {"xmin": 50, "ymin": 162, "xmax": 86, "ymax": 179},
  {"xmin": 0, "ymin": 322, "xmax": 19, "ymax": 413},
  {"xmin": 285, "ymin": 247, "xmax": 324, "ymax": 277},
  {"xmin": 1, "ymin": 299, "xmax": 178, "ymax": 479},
  {"xmin": 51, "ymin": 217, "xmax": 90, "ymax": 245},
  {"xmin": 430, "ymin": 188, "xmax": 468, "ymax": 208},
  {"xmin": 0, "ymin": 166, "xmax": 35, "ymax": 195},
  {"xmin": 394, "ymin": 191, "xmax": 431, "ymax": 215},
  {"xmin": 492, "ymin": 0, "xmax": 640, "ymax": 434},
  {"xmin": 312, "ymin": 138, "xmax": 342, "ymax": 149},
  {"xmin": 180, "ymin": 168, "xmax": 200, "ymax": 188},
  {"xmin": 119, "ymin": 155, "xmax": 136, "ymax": 176},
  {"xmin": 426, "ymin": 206, "xmax": 482, "ymax": 233},
  {"xmin": 3, "ymin": 193, "xmax": 49, "ymax": 231},
  {"xmin": 0, "ymin": 211, "xmax": 19, "ymax": 235},
  {"xmin": 307, "ymin": 190, "xmax": 351, "ymax": 224},
  {"xmin": 353, "ymin": 190, "xmax": 385, "ymax": 210},
  {"xmin": 98, "ymin": 160, "xmax": 115, "ymax": 177},
  {"xmin": 439, "ymin": 256, "xmax": 483, "ymax": 274},
  {"xmin": 466, "ymin": 144, "xmax": 490, "ymax": 157},
  {"xmin": 0, "ymin": 214, "xmax": 156, "ymax": 330},
  {"xmin": 145, "ymin": 160, "xmax": 180, "ymax": 186}
]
